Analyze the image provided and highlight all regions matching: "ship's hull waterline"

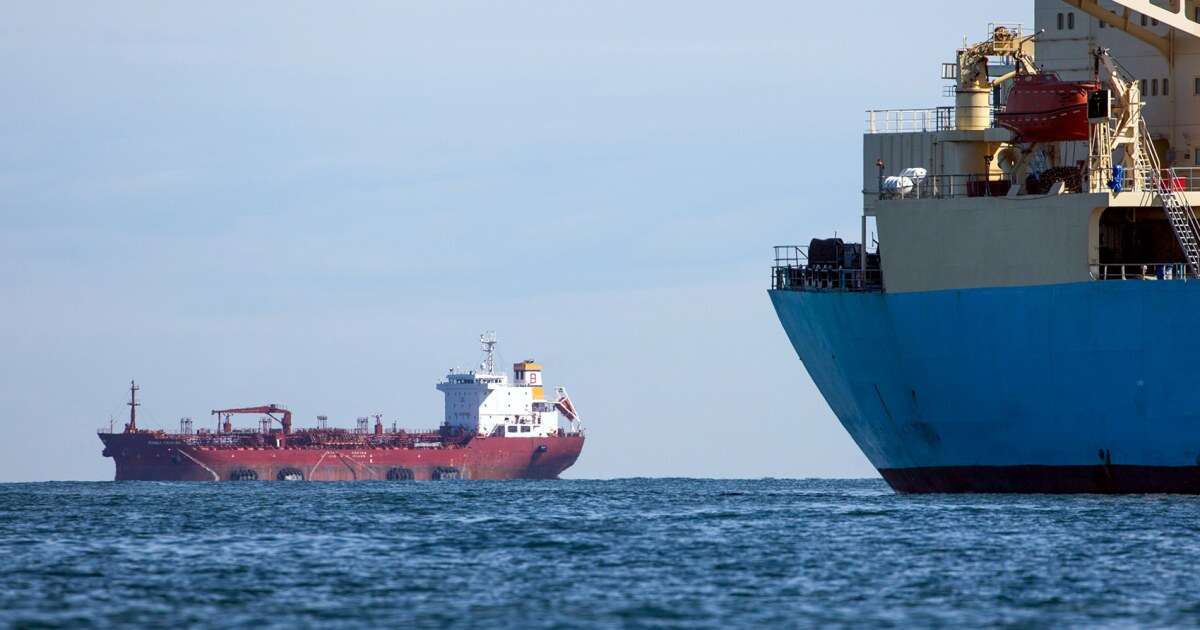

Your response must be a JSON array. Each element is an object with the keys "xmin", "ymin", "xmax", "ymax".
[{"xmin": 771, "ymin": 281, "xmax": 1200, "ymax": 493}]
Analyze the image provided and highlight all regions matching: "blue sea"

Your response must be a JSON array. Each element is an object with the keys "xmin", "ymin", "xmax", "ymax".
[{"xmin": 3, "ymin": 479, "xmax": 1200, "ymax": 628}]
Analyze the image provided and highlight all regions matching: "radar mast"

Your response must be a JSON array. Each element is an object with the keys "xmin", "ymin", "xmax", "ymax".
[{"xmin": 479, "ymin": 331, "xmax": 498, "ymax": 375}]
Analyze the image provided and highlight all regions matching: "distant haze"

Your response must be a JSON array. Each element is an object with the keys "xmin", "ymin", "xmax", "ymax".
[{"xmin": 0, "ymin": 2, "xmax": 1027, "ymax": 481}]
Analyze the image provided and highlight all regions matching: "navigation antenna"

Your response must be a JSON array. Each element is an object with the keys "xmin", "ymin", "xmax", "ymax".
[
  {"xmin": 479, "ymin": 331, "xmax": 497, "ymax": 374},
  {"xmin": 126, "ymin": 380, "xmax": 140, "ymax": 433}
]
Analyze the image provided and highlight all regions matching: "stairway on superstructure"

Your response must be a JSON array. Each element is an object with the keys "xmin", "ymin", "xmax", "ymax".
[{"xmin": 1135, "ymin": 120, "xmax": 1200, "ymax": 276}]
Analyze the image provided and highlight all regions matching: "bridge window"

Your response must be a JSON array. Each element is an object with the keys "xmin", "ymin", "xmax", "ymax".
[
  {"xmin": 1152, "ymin": 79, "xmax": 1158, "ymax": 96},
  {"xmin": 1164, "ymin": 78, "xmax": 1169, "ymax": 96},
  {"xmin": 1068, "ymin": 12, "xmax": 1075, "ymax": 29},
  {"xmin": 1195, "ymin": 77, "xmax": 1200, "ymax": 95},
  {"xmin": 1057, "ymin": 12, "xmax": 1064, "ymax": 30}
]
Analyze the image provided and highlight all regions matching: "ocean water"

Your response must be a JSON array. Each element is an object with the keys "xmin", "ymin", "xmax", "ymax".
[{"xmin": 2, "ymin": 479, "xmax": 1199, "ymax": 628}]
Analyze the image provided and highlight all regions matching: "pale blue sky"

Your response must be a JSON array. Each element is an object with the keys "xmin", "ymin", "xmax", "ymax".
[{"xmin": 1, "ymin": 2, "xmax": 1027, "ymax": 481}]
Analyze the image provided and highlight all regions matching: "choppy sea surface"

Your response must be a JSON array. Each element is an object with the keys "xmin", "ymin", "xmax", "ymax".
[{"xmin": 3, "ymin": 479, "xmax": 1200, "ymax": 628}]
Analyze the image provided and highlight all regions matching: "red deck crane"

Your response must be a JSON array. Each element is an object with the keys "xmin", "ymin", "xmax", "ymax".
[{"xmin": 210, "ymin": 404, "xmax": 294, "ymax": 437}]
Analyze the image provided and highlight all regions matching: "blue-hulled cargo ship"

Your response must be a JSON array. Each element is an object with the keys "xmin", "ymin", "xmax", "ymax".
[{"xmin": 771, "ymin": 7, "xmax": 1200, "ymax": 493}]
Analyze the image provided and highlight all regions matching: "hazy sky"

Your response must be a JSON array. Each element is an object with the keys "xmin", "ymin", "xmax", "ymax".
[{"xmin": 1, "ymin": 2, "xmax": 1028, "ymax": 481}]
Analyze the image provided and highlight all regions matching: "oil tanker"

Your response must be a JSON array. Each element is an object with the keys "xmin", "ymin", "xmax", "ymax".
[
  {"xmin": 772, "ymin": 4, "xmax": 1200, "ymax": 493},
  {"xmin": 98, "ymin": 334, "xmax": 585, "ymax": 481}
]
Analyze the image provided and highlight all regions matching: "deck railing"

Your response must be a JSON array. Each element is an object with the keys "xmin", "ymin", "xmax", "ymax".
[
  {"xmin": 878, "ymin": 169, "xmax": 1200, "ymax": 201},
  {"xmin": 881, "ymin": 173, "xmax": 1015, "ymax": 200},
  {"xmin": 1090, "ymin": 263, "xmax": 1195, "ymax": 281},
  {"xmin": 771, "ymin": 246, "xmax": 883, "ymax": 292},
  {"xmin": 866, "ymin": 107, "xmax": 956, "ymax": 133},
  {"xmin": 1159, "ymin": 167, "xmax": 1200, "ymax": 193},
  {"xmin": 772, "ymin": 267, "xmax": 884, "ymax": 292}
]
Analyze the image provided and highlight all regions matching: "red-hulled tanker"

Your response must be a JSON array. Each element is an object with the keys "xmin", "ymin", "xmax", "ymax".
[{"xmin": 98, "ymin": 335, "xmax": 585, "ymax": 481}]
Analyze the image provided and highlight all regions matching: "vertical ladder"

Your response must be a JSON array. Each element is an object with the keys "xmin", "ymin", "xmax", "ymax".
[{"xmin": 1137, "ymin": 120, "xmax": 1200, "ymax": 276}]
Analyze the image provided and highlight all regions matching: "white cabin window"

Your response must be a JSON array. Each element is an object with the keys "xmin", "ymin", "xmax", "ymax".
[
  {"xmin": 521, "ymin": 426, "xmax": 531, "ymax": 433},
  {"xmin": 507, "ymin": 425, "xmax": 517, "ymax": 433},
  {"xmin": 1151, "ymin": 79, "xmax": 1158, "ymax": 96},
  {"xmin": 1067, "ymin": 12, "xmax": 1075, "ymax": 29},
  {"xmin": 1057, "ymin": 13, "xmax": 1063, "ymax": 29}
]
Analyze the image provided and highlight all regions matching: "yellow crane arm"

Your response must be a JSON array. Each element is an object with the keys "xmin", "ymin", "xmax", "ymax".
[{"xmin": 1061, "ymin": 0, "xmax": 1200, "ymax": 59}]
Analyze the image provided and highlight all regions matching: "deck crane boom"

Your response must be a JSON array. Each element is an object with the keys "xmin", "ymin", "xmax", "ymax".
[
  {"xmin": 211, "ymin": 404, "xmax": 293, "ymax": 434},
  {"xmin": 1062, "ymin": 0, "xmax": 1200, "ymax": 60},
  {"xmin": 1087, "ymin": 45, "xmax": 1143, "ymax": 180},
  {"xmin": 952, "ymin": 25, "xmax": 1038, "ymax": 131}
]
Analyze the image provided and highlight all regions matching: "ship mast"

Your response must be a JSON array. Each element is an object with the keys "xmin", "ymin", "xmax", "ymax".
[
  {"xmin": 479, "ymin": 331, "xmax": 497, "ymax": 375},
  {"xmin": 126, "ymin": 380, "xmax": 139, "ymax": 433}
]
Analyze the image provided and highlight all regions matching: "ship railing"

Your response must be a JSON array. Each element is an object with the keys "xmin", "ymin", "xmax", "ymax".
[
  {"xmin": 771, "ymin": 265, "xmax": 883, "ymax": 292},
  {"xmin": 881, "ymin": 173, "xmax": 1015, "ymax": 200},
  {"xmin": 866, "ymin": 107, "xmax": 955, "ymax": 134},
  {"xmin": 772, "ymin": 245, "xmax": 808, "ymax": 267},
  {"xmin": 1090, "ymin": 262, "xmax": 1195, "ymax": 281},
  {"xmin": 1158, "ymin": 167, "xmax": 1200, "ymax": 192}
]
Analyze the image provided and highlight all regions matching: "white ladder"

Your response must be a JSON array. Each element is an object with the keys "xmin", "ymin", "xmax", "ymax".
[{"xmin": 1137, "ymin": 120, "xmax": 1200, "ymax": 276}]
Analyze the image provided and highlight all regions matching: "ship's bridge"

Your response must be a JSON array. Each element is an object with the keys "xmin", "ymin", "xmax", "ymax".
[
  {"xmin": 436, "ymin": 336, "xmax": 577, "ymax": 439},
  {"xmin": 444, "ymin": 371, "xmax": 506, "ymax": 385}
]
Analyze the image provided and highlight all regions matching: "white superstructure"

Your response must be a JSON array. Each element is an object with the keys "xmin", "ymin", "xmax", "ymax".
[{"xmin": 436, "ymin": 332, "xmax": 582, "ymax": 438}]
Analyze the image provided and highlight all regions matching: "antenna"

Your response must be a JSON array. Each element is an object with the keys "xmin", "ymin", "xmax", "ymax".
[{"xmin": 479, "ymin": 331, "xmax": 498, "ymax": 374}]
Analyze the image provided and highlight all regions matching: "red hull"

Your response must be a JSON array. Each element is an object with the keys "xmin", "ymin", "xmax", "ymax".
[
  {"xmin": 995, "ymin": 74, "xmax": 1100, "ymax": 142},
  {"xmin": 99, "ymin": 432, "xmax": 584, "ymax": 481}
]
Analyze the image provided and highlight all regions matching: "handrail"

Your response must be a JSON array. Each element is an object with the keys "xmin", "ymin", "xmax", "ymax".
[
  {"xmin": 772, "ymin": 245, "xmax": 808, "ymax": 267},
  {"xmin": 1090, "ymin": 262, "xmax": 1193, "ymax": 280},
  {"xmin": 771, "ymin": 265, "xmax": 883, "ymax": 292},
  {"xmin": 1138, "ymin": 118, "xmax": 1200, "ymax": 275},
  {"xmin": 880, "ymin": 173, "xmax": 1014, "ymax": 200},
  {"xmin": 865, "ymin": 107, "xmax": 956, "ymax": 133},
  {"xmin": 1161, "ymin": 168, "xmax": 1200, "ymax": 192}
]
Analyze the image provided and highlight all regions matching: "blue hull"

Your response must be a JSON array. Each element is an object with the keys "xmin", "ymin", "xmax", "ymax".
[{"xmin": 770, "ymin": 281, "xmax": 1200, "ymax": 493}]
